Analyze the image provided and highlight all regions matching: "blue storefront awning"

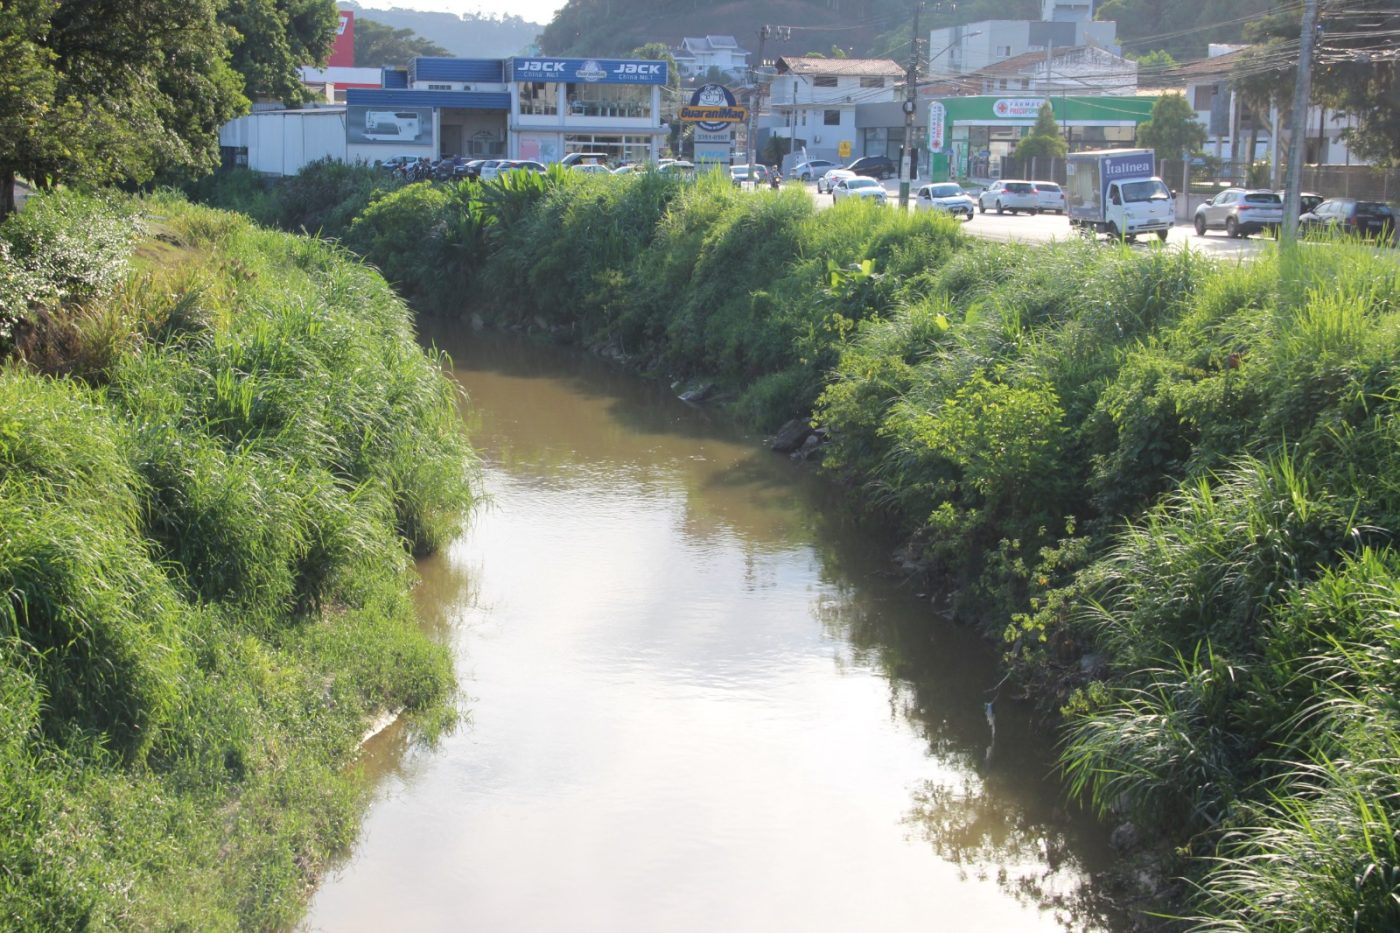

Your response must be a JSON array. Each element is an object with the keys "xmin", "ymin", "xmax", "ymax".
[{"xmin": 346, "ymin": 88, "xmax": 510, "ymax": 111}]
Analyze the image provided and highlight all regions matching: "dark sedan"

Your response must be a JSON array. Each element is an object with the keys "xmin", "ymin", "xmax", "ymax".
[{"xmin": 1300, "ymin": 198, "xmax": 1397, "ymax": 244}]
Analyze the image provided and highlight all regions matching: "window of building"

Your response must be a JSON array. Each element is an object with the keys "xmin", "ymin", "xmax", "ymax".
[
  {"xmin": 996, "ymin": 45, "xmax": 1012, "ymax": 56},
  {"xmin": 998, "ymin": 78, "xmax": 1008, "ymax": 89},
  {"xmin": 566, "ymin": 82, "xmax": 651, "ymax": 119},
  {"xmin": 519, "ymin": 81, "xmax": 559, "ymax": 116},
  {"xmin": 564, "ymin": 133, "xmax": 653, "ymax": 163},
  {"xmin": 859, "ymin": 76, "xmax": 885, "ymax": 88},
  {"xmin": 814, "ymin": 76, "xmax": 837, "ymax": 87},
  {"xmin": 1193, "ymin": 85, "xmax": 1216, "ymax": 110},
  {"xmin": 428, "ymin": 83, "xmax": 453, "ymax": 90},
  {"xmin": 823, "ymin": 109, "xmax": 841, "ymax": 126}
]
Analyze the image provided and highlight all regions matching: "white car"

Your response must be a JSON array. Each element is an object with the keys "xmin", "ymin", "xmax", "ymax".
[
  {"xmin": 791, "ymin": 159, "xmax": 836, "ymax": 182},
  {"xmin": 977, "ymin": 179, "xmax": 1040, "ymax": 214},
  {"xmin": 1032, "ymin": 180, "xmax": 1066, "ymax": 213},
  {"xmin": 818, "ymin": 168, "xmax": 856, "ymax": 194},
  {"xmin": 914, "ymin": 183, "xmax": 975, "ymax": 220},
  {"xmin": 570, "ymin": 163, "xmax": 612, "ymax": 175},
  {"xmin": 831, "ymin": 176, "xmax": 887, "ymax": 204}
]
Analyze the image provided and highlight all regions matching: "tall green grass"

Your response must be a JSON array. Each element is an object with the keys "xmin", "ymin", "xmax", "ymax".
[
  {"xmin": 0, "ymin": 190, "xmax": 474, "ymax": 927},
  {"xmin": 191, "ymin": 158, "xmax": 1400, "ymax": 927}
]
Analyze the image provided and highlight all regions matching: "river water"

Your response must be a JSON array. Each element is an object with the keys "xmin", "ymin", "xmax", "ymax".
[{"xmin": 303, "ymin": 329, "xmax": 1124, "ymax": 932}]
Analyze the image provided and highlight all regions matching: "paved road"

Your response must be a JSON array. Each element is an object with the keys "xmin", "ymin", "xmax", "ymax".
[{"xmin": 799, "ymin": 179, "xmax": 1271, "ymax": 259}]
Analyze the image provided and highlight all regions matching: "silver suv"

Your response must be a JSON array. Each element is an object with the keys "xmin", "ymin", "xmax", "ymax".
[{"xmin": 1194, "ymin": 188, "xmax": 1284, "ymax": 238}]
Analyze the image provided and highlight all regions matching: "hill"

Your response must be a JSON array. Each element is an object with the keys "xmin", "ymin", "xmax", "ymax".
[{"xmin": 339, "ymin": 2, "xmax": 544, "ymax": 59}]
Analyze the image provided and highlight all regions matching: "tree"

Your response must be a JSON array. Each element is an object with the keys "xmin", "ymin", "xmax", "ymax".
[
  {"xmin": 221, "ymin": 0, "xmax": 338, "ymax": 105},
  {"xmin": 1138, "ymin": 93, "xmax": 1206, "ymax": 161},
  {"xmin": 354, "ymin": 17, "xmax": 449, "ymax": 67},
  {"xmin": 1014, "ymin": 102, "xmax": 1067, "ymax": 160},
  {"xmin": 1237, "ymin": 0, "xmax": 1400, "ymax": 166},
  {"xmin": 1133, "ymin": 49, "xmax": 1178, "ymax": 88},
  {"xmin": 0, "ymin": 0, "xmax": 335, "ymax": 218}
]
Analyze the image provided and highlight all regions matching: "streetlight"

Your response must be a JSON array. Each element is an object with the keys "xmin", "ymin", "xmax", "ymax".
[{"xmin": 900, "ymin": 30, "xmax": 980, "ymax": 207}]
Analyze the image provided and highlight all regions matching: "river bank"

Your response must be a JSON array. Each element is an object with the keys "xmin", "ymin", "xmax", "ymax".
[
  {"xmin": 192, "ymin": 163, "xmax": 1400, "ymax": 927},
  {"xmin": 0, "ymin": 190, "xmax": 474, "ymax": 927}
]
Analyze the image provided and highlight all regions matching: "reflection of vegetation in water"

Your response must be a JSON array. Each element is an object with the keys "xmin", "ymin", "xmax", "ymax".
[{"xmin": 905, "ymin": 778, "xmax": 1121, "ymax": 931}]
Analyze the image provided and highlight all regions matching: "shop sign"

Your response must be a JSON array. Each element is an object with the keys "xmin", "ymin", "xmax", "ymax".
[
  {"xmin": 928, "ymin": 102, "xmax": 946, "ymax": 152},
  {"xmin": 837, "ymin": 140, "xmax": 852, "ymax": 159},
  {"xmin": 683, "ymin": 84, "xmax": 744, "ymax": 131},
  {"xmin": 992, "ymin": 98, "xmax": 1047, "ymax": 118},
  {"xmin": 512, "ymin": 57, "xmax": 668, "ymax": 85}
]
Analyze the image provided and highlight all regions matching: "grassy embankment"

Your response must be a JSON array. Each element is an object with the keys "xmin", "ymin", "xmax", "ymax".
[
  {"xmin": 198, "ymin": 161, "xmax": 1400, "ymax": 927},
  {"xmin": 0, "ymin": 189, "xmax": 473, "ymax": 929}
]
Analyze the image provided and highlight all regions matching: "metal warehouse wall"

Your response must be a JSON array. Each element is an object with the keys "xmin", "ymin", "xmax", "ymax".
[{"xmin": 220, "ymin": 109, "xmax": 348, "ymax": 176}]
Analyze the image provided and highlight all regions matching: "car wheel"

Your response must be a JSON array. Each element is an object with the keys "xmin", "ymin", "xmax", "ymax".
[
  {"xmin": 1107, "ymin": 221, "xmax": 1122, "ymax": 241},
  {"xmin": 1226, "ymin": 216, "xmax": 1240, "ymax": 238},
  {"xmin": 996, "ymin": 200, "xmax": 1004, "ymax": 215},
  {"xmin": 1156, "ymin": 229, "xmax": 1169, "ymax": 242},
  {"xmin": 978, "ymin": 201, "xmax": 986, "ymax": 214},
  {"xmin": 1194, "ymin": 215, "xmax": 1207, "ymax": 236}
]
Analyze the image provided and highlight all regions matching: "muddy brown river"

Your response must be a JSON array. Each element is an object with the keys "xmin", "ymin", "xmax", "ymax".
[{"xmin": 302, "ymin": 328, "xmax": 1125, "ymax": 932}]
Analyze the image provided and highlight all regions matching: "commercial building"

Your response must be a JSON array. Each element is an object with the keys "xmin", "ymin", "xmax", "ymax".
[{"xmin": 923, "ymin": 94, "xmax": 1157, "ymax": 179}]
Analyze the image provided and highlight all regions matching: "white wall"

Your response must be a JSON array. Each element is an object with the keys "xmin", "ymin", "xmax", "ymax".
[{"xmin": 220, "ymin": 109, "xmax": 348, "ymax": 175}]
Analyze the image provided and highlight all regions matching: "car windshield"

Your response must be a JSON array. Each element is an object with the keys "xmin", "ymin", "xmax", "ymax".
[
  {"xmin": 1245, "ymin": 193, "xmax": 1282, "ymax": 204},
  {"xmin": 929, "ymin": 184, "xmax": 962, "ymax": 197},
  {"xmin": 1122, "ymin": 179, "xmax": 1171, "ymax": 202}
]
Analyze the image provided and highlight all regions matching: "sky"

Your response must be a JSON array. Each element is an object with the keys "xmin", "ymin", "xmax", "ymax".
[{"xmin": 366, "ymin": 0, "xmax": 567, "ymax": 26}]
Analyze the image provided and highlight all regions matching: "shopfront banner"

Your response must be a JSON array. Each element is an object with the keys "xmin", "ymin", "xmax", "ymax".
[{"xmin": 513, "ymin": 57, "xmax": 668, "ymax": 85}]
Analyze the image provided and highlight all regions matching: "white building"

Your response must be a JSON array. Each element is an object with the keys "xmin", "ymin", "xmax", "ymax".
[
  {"xmin": 1175, "ymin": 45, "xmax": 1366, "ymax": 170},
  {"xmin": 768, "ymin": 57, "xmax": 904, "ymax": 165},
  {"xmin": 672, "ymin": 36, "xmax": 750, "ymax": 80},
  {"xmin": 972, "ymin": 44, "xmax": 1137, "ymax": 96},
  {"xmin": 219, "ymin": 108, "xmax": 348, "ymax": 175},
  {"xmin": 927, "ymin": 0, "xmax": 1118, "ymax": 77}
]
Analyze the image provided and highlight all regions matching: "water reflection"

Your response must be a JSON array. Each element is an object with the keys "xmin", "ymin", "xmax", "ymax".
[{"xmin": 304, "ymin": 327, "xmax": 1125, "ymax": 932}]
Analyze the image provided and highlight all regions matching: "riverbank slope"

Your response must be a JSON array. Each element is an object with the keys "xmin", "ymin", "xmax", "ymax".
[{"xmin": 0, "ymin": 190, "xmax": 474, "ymax": 928}]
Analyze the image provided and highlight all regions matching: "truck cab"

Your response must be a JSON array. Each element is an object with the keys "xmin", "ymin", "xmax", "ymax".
[{"xmin": 1104, "ymin": 177, "xmax": 1173, "ymax": 241}]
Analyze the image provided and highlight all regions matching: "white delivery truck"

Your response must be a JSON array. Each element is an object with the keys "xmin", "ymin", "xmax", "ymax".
[{"xmin": 1066, "ymin": 148, "xmax": 1173, "ymax": 242}]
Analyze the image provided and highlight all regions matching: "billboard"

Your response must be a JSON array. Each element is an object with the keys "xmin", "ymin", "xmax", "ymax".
[
  {"xmin": 512, "ymin": 57, "xmax": 668, "ymax": 85},
  {"xmin": 329, "ymin": 10, "xmax": 354, "ymax": 68},
  {"xmin": 347, "ymin": 106, "xmax": 433, "ymax": 146}
]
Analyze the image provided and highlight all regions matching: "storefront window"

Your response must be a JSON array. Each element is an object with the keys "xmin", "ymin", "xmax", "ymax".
[
  {"xmin": 566, "ymin": 83, "xmax": 651, "ymax": 119},
  {"xmin": 565, "ymin": 133, "xmax": 653, "ymax": 163},
  {"xmin": 519, "ymin": 82, "xmax": 559, "ymax": 116}
]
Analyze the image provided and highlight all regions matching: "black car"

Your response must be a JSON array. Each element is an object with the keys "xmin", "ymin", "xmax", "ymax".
[
  {"xmin": 844, "ymin": 155, "xmax": 897, "ymax": 180},
  {"xmin": 1300, "ymin": 198, "xmax": 1397, "ymax": 243}
]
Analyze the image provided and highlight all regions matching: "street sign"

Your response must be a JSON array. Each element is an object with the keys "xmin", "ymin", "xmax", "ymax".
[{"xmin": 838, "ymin": 140, "xmax": 851, "ymax": 159}]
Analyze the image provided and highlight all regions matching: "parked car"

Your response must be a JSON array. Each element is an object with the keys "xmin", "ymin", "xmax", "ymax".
[
  {"xmin": 476, "ymin": 159, "xmax": 508, "ymax": 181},
  {"xmin": 831, "ymin": 176, "xmax": 888, "ymax": 205},
  {"xmin": 570, "ymin": 162, "xmax": 612, "ymax": 174},
  {"xmin": 914, "ymin": 183, "xmax": 975, "ymax": 220},
  {"xmin": 1294, "ymin": 192, "xmax": 1326, "ymax": 215},
  {"xmin": 791, "ymin": 159, "xmax": 836, "ymax": 182},
  {"xmin": 378, "ymin": 155, "xmax": 417, "ymax": 173},
  {"xmin": 511, "ymin": 160, "xmax": 547, "ymax": 174},
  {"xmin": 1193, "ymin": 188, "xmax": 1283, "ymax": 238},
  {"xmin": 1032, "ymin": 180, "xmax": 1066, "ymax": 213},
  {"xmin": 845, "ymin": 155, "xmax": 897, "ymax": 180},
  {"xmin": 730, "ymin": 164, "xmax": 769, "ymax": 186},
  {"xmin": 1299, "ymin": 198, "xmax": 1397, "ymax": 243},
  {"xmin": 977, "ymin": 180, "xmax": 1040, "ymax": 214},
  {"xmin": 817, "ymin": 168, "xmax": 856, "ymax": 194},
  {"xmin": 561, "ymin": 152, "xmax": 610, "ymax": 167},
  {"xmin": 462, "ymin": 159, "xmax": 489, "ymax": 179},
  {"xmin": 658, "ymin": 160, "xmax": 696, "ymax": 177}
]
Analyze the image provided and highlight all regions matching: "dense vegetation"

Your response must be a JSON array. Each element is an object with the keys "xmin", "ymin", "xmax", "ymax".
[
  {"xmin": 0, "ymin": 189, "xmax": 473, "ymax": 928},
  {"xmin": 193, "ymin": 159, "xmax": 1400, "ymax": 926}
]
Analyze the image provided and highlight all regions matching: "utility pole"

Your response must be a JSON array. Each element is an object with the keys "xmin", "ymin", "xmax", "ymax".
[
  {"xmin": 898, "ymin": 2, "xmax": 923, "ymax": 209},
  {"xmin": 1281, "ymin": 0, "xmax": 1319, "ymax": 245},
  {"xmin": 747, "ymin": 25, "xmax": 790, "ymax": 183}
]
